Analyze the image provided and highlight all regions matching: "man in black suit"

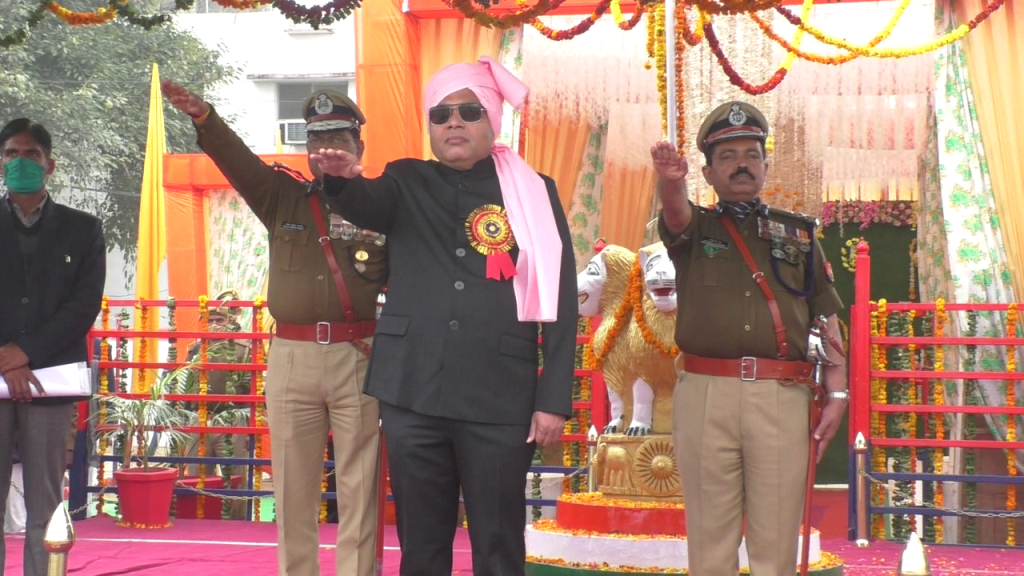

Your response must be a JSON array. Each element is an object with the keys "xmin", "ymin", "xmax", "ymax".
[
  {"xmin": 314, "ymin": 56, "xmax": 578, "ymax": 576},
  {"xmin": 0, "ymin": 118, "xmax": 106, "ymax": 576}
]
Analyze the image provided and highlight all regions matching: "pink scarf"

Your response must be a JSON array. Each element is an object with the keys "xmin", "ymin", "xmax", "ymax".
[{"xmin": 424, "ymin": 56, "xmax": 562, "ymax": 323}]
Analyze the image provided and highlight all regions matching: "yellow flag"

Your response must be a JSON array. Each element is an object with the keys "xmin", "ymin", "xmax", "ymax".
[{"xmin": 133, "ymin": 63, "xmax": 167, "ymax": 392}]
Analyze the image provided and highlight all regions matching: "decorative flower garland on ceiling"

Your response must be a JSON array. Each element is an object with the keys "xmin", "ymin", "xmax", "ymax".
[
  {"xmin": 447, "ymin": 0, "xmax": 1006, "ymax": 97},
  {"xmin": 445, "ymin": 0, "xmax": 565, "ymax": 29},
  {"xmin": 1, "ymin": 0, "xmax": 1009, "ymax": 100}
]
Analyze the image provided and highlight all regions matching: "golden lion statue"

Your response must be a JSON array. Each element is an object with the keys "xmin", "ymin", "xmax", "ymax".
[{"xmin": 577, "ymin": 242, "xmax": 679, "ymax": 435}]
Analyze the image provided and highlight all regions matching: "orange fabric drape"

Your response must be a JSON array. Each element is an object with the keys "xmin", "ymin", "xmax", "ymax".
[
  {"xmin": 525, "ymin": 111, "xmax": 591, "ymax": 214},
  {"xmin": 418, "ymin": 19, "xmax": 503, "ymax": 160},
  {"xmin": 955, "ymin": 0, "xmax": 1024, "ymax": 298},
  {"xmin": 354, "ymin": 0, "xmax": 423, "ymax": 177},
  {"xmin": 599, "ymin": 163, "xmax": 657, "ymax": 250},
  {"xmin": 165, "ymin": 189, "xmax": 208, "ymax": 360}
]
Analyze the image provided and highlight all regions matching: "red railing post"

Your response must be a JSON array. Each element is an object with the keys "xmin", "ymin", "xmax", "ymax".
[
  {"xmin": 851, "ymin": 240, "xmax": 872, "ymax": 444},
  {"xmin": 588, "ymin": 317, "xmax": 609, "ymax": 433}
]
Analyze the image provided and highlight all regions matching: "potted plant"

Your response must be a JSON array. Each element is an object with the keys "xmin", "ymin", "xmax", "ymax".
[
  {"xmin": 164, "ymin": 334, "xmax": 255, "ymax": 519},
  {"xmin": 95, "ymin": 366, "xmax": 194, "ymax": 528}
]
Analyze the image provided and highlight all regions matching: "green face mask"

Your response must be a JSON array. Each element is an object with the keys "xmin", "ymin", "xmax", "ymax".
[{"xmin": 2, "ymin": 156, "xmax": 47, "ymax": 195}]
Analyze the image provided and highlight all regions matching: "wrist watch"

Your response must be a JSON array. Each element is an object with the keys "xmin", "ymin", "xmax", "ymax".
[{"xmin": 827, "ymin": 390, "xmax": 849, "ymax": 402}]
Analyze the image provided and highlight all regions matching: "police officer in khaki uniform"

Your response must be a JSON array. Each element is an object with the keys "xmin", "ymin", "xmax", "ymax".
[
  {"xmin": 183, "ymin": 291, "xmax": 252, "ymax": 485},
  {"xmin": 162, "ymin": 81, "xmax": 386, "ymax": 576},
  {"xmin": 651, "ymin": 101, "xmax": 848, "ymax": 576}
]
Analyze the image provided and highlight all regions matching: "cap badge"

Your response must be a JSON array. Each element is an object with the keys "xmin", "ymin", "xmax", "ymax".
[
  {"xmin": 728, "ymin": 103, "xmax": 747, "ymax": 126},
  {"xmin": 313, "ymin": 94, "xmax": 334, "ymax": 115}
]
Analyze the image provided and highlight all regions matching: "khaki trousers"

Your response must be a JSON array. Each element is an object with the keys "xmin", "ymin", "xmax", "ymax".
[
  {"xmin": 672, "ymin": 372, "xmax": 810, "ymax": 576},
  {"xmin": 265, "ymin": 338, "xmax": 380, "ymax": 576}
]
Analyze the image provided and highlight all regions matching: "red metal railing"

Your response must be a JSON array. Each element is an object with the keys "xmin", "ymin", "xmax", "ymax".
[{"xmin": 849, "ymin": 241, "xmax": 1023, "ymax": 546}]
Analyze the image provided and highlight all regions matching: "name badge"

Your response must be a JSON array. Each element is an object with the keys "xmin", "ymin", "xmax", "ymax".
[{"xmin": 700, "ymin": 237, "xmax": 729, "ymax": 258}]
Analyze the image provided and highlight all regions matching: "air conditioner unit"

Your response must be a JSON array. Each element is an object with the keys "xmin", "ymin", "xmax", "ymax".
[{"xmin": 278, "ymin": 120, "xmax": 306, "ymax": 145}]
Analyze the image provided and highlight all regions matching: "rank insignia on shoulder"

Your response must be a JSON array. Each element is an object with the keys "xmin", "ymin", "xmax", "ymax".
[
  {"xmin": 270, "ymin": 162, "xmax": 307, "ymax": 183},
  {"xmin": 765, "ymin": 204, "xmax": 817, "ymax": 225}
]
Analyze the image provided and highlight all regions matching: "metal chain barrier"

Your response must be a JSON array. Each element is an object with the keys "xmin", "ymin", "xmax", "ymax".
[{"xmin": 861, "ymin": 469, "xmax": 1024, "ymax": 519}]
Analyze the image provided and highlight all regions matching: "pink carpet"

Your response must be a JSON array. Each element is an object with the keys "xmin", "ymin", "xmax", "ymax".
[{"xmin": 3, "ymin": 517, "xmax": 1023, "ymax": 574}]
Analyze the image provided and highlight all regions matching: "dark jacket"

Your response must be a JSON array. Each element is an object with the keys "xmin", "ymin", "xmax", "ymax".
[
  {"xmin": 323, "ymin": 157, "xmax": 578, "ymax": 425},
  {"xmin": 0, "ymin": 198, "xmax": 106, "ymax": 404}
]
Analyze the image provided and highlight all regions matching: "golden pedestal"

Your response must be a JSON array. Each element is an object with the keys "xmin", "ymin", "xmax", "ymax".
[{"xmin": 592, "ymin": 434, "xmax": 682, "ymax": 503}]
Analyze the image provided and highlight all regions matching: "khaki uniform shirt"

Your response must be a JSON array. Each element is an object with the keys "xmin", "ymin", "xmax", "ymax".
[
  {"xmin": 194, "ymin": 110, "xmax": 387, "ymax": 324},
  {"xmin": 659, "ymin": 203, "xmax": 843, "ymax": 361}
]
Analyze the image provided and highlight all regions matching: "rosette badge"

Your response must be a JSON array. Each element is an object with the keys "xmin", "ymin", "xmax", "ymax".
[{"xmin": 466, "ymin": 204, "xmax": 517, "ymax": 281}]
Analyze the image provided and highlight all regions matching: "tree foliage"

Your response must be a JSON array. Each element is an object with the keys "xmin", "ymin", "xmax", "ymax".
[{"xmin": 0, "ymin": 0, "xmax": 238, "ymax": 282}]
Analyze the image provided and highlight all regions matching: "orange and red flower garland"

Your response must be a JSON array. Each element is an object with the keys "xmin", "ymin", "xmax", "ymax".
[{"xmin": 1005, "ymin": 304, "xmax": 1018, "ymax": 546}]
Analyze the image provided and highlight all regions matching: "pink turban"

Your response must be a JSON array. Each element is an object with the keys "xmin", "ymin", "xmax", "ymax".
[{"xmin": 424, "ymin": 56, "xmax": 563, "ymax": 323}]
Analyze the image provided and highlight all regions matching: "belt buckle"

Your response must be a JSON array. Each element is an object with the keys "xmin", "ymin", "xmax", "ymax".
[
  {"xmin": 740, "ymin": 357, "xmax": 757, "ymax": 381},
  {"xmin": 315, "ymin": 321, "xmax": 331, "ymax": 345}
]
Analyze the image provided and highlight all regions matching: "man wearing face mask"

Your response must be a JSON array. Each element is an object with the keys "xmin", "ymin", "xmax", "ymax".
[
  {"xmin": 0, "ymin": 118, "xmax": 106, "ymax": 576},
  {"xmin": 651, "ymin": 102, "xmax": 848, "ymax": 576},
  {"xmin": 162, "ymin": 81, "xmax": 386, "ymax": 576}
]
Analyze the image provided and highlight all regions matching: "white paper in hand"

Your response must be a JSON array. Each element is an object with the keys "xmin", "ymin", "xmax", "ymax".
[{"xmin": 0, "ymin": 362, "xmax": 93, "ymax": 399}]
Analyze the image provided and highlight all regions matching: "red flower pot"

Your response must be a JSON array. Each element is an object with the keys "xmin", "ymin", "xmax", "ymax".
[{"xmin": 113, "ymin": 466, "xmax": 177, "ymax": 527}]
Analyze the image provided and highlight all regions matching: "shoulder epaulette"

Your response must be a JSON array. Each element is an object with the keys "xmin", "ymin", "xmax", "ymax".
[
  {"xmin": 764, "ymin": 204, "xmax": 819, "ymax": 227},
  {"xmin": 270, "ymin": 162, "xmax": 309, "ymax": 184}
]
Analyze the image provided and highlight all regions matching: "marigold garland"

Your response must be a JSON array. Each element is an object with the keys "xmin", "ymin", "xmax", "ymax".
[
  {"xmin": 820, "ymin": 201, "xmax": 917, "ymax": 229},
  {"xmin": 775, "ymin": 0, "xmax": 1006, "ymax": 59},
  {"xmin": 645, "ymin": 2, "xmax": 657, "ymax": 66},
  {"xmin": 609, "ymin": 0, "xmax": 646, "ymax": 31},
  {"xmin": 445, "ymin": 0, "xmax": 563, "ymax": 29},
  {"xmin": 97, "ymin": 297, "xmax": 111, "ymax": 515},
  {"xmin": 675, "ymin": 3, "xmax": 707, "ymax": 48},
  {"xmin": 561, "ymin": 491, "xmax": 685, "ymax": 509},
  {"xmin": 963, "ymin": 312, "xmax": 980, "ymax": 544},
  {"xmin": 587, "ymin": 289, "xmax": 632, "ymax": 371},
  {"xmin": 703, "ymin": 19, "xmax": 788, "ymax": 96},
  {"xmin": 688, "ymin": 0, "xmax": 784, "ymax": 16},
  {"xmin": 197, "ymin": 295, "xmax": 210, "ymax": 518},
  {"xmin": 252, "ymin": 297, "xmax": 265, "ymax": 521},
  {"xmin": 870, "ymin": 299, "xmax": 888, "ymax": 539},
  {"xmin": 530, "ymin": 0, "xmax": 609, "ymax": 41},
  {"xmin": 933, "ymin": 299, "xmax": 947, "ymax": 542},
  {"xmin": 749, "ymin": 0, "xmax": 911, "ymax": 67},
  {"xmin": 211, "ymin": 0, "xmax": 269, "ymax": 9},
  {"xmin": 321, "ymin": 445, "xmax": 330, "ymax": 522},
  {"xmin": 673, "ymin": 0, "xmax": 686, "ymax": 147},
  {"xmin": 1006, "ymin": 304, "xmax": 1018, "ymax": 546},
  {"xmin": 45, "ymin": 1, "xmax": 116, "ymax": 26},
  {"xmin": 701, "ymin": 0, "xmax": 817, "ymax": 97},
  {"xmin": 651, "ymin": 2, "xmax": 667, "ymax": 134},
  {"xmin": 116, "ymin": 520, "xmax": 173, "ymax": 529},
  {"xmin": 630, "ymin": 262, "xmax": 679, "ymax": 358},
  {"xmin": 136, "ymin": 301, "xmax": 149, "ymax": 391},
  {"xmin": 525, "ymin": 552, "xmax": 844, "ymax": 573},
  {"xmin": 885, "ymin": 308, "xmax": 913, "ymax": 540},
  {"xmin": 906, "ymin": 311, "xmax": 918, "ymax": 535},
  {"xmin": 272, "ymin": 0, "xmax": 362, "ymax": 28}
]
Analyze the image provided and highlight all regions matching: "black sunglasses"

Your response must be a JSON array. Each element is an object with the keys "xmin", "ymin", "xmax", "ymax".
[{"xmin": 428, "ymin": 104, "xmax": 487, "ymax": 125}]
